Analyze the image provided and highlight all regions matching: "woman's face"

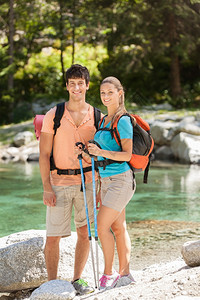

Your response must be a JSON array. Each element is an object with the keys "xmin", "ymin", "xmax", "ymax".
[{"xmin": 100, "ymin": 82, "xmax": 121, "ymax": 109}]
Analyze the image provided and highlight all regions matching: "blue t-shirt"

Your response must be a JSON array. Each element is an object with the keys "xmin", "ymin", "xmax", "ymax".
[{"xmin": 94, "ymin": 115, "xmax": 133, "ymax": 178}]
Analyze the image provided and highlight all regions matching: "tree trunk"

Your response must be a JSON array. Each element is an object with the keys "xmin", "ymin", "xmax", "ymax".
[
  {"xmin": 71, "ymin": 0, "xmax": 76, "ymax": 64},
  {"xmin": 59, "ymin": 1, "xmax": 66, "ymax": 87},
  {"xmin": 8, "ymin": 0, "xmax": 14, "ymax": 90},
  {"xmin": 169, "ymin": 10, "xmax": 181, "ymax": 98}
]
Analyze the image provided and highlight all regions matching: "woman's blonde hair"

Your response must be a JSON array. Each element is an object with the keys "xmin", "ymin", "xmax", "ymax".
[{"xmin": 100, "ymin": 76, "xmax": 128, "ymax": 127}]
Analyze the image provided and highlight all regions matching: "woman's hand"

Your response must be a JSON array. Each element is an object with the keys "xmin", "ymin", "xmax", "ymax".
[{"xmin": 88, "ymin": 143, "xmax": 101, "ymax": 156}]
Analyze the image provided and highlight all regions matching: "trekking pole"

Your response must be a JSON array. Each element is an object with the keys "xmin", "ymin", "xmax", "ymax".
[
  {"xmin": 76, "ymin": 143, "xmax": 97, "ymax": 289},
  {"xmin": 89, "ymin": 142, "xmax": 99, "ymax": 288}
]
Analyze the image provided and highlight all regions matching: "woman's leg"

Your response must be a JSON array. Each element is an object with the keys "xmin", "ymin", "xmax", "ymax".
[
  {"xmin": 111, "ymin": 208, "xmax": 131, "ymax": 276},
  {"xmin": 97, "ymin": 205, "xmax": 120, "ymax": 275}
]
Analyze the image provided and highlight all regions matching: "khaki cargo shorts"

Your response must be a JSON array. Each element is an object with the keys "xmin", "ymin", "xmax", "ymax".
[
  {"xmin": 101, "ymin": 169, "xmax": 136, "ymax": 212},
  {"xmin": 46, "ymin": 182, "xmax": 94, "ymax": 237}
]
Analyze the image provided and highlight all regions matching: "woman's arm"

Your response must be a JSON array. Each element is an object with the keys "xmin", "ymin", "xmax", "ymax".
[{"xmin": 88, "ymin": 138, "xmax": 132, "ymax": 162}]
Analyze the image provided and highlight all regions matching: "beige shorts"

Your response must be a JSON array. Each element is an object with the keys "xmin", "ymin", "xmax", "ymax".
[
  {"xmin": 46, "ymin": 183, "xmax": 94, "ymax": 237},
  {"xmin": 101, "ymin": 169, "xmax": 136, "ymax": 212}
]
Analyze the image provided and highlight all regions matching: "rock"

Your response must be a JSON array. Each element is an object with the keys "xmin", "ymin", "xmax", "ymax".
[
  {"xmin": 27, "ymin": 153, "xmax": 39, "ymax": 161},
  {"xmin": 6, "ymin": 146, "xmax": 20, "ymax": 157},
  {"xmin": 171, "ymin": 132, "xmax": 200, "ymax": 164},
  {"xmin": 151, "ymin": 121, "xmax": 172, "ymax": 145},
  {"xmin": 181, "ymin": 240, "xmax": 200, "ymax": 267},
  {"xmin": 0, "ymin": 147, "xmax": 19, "ymax": 161},
  {"xmin": 178, "ymin": 116, "xmax": 196, "ymax": 126},
  {"xmin": 173, "ymin": 123, "xmax": 200, "ymax": 136},
  {"xmin": 0, "ymin": 140, "xmax": 39, "ymax": 163},
  {"xmin": 0, "ymin": 233, "xmax": 47, "ymax": 292},
  {"xmin": 154, "ymin": 145, "xmax": 174, "ymax": 161},
  {"xmin": 13, "ymin": 131, "xmax": 34, "ymax": 147},
  {"xmin": 145, "ymin": 103, "xmax": 173, "ymax": 111},
  {"xmin": 30, "ymin": 280, "xmax": 76, "ymax": 300},
  {"xmin": 0, "ymin": 230, "xmax": 104, "ymax": 292}
]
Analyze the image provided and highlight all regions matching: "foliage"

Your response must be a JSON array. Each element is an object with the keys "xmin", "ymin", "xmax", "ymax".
[{"xmin": 0, "ymin": 0, "xmax": 199, "ymax": 125}]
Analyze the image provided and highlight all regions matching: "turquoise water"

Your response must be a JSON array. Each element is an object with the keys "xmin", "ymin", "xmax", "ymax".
[{"xmin": 0, "ymin": 162, "xmax": 200, "ymax": 237}]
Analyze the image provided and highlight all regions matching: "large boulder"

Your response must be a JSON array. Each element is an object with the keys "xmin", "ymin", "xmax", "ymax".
[
  {"xmin": 171, "ymin": 132, "xmax": 200, "ymax": 164},
  {"xmin": 151, "ymin": 121, "xmax": 176, "ymax": 145},
  {"xmin": 181, "ymin": 240, "xmax": 200, "ymax": 267},
  {"xmin": 0, "ymin": 230, "xmax": 104, "ymax": 292}
]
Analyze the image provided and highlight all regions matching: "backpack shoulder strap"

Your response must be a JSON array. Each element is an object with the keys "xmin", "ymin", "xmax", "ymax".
[
  {"xmin": 112, "ymin": 114, "xmax": 132, "ymax": 147},
  {"xmin": 94, "ymin": 107, "xmax": 101, "ymax": 130},
  {"xmin": 132, "ymin": 114, "xmax": 150, "ymax": 132},
  {"xmin": 53, "ymin": 102, "xmax": 65, "ymax": 135},
  {"xmin": 98, "ymin": 115, "xmax": 106, "ymax": 129}
]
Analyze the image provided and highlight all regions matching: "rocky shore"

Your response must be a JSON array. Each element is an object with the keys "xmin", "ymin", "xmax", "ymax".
[
  {"xmin": 0, "ymin": 221, "xmax": 200, "ymax": 300},
  {"xmin": 0, "ymin": 104, "xmax": 200, "ymax": 165},
  {"xmin": 0, "ymin": 105, "xmax": 200, "ymax": 299}
]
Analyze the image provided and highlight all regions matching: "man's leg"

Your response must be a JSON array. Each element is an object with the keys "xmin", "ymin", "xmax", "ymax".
[
  {"xmin": 73, "ymin": 224, "xmax": 90, "ymax": 281},
  {"xmin": 44, "ymin": 236, "xmax": 61, "ymax": 280}
]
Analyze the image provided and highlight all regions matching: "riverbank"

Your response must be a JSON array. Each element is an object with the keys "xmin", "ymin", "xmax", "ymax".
[{"xmin": 1, "ymin": 220, "xmax": 200, "ymax": 299}]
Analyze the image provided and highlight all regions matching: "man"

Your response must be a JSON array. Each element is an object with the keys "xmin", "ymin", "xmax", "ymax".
[{"xmin": 39, "ymin": 64, "xmax": 100, "ymax": 295}]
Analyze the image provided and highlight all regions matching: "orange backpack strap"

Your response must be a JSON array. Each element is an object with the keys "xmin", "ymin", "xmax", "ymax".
[
  {"xmin": 98, "ymin": 115, "xmax": 106, "ymax": 129},
  {"xmin": 132, "ymin": 114, "xmax": 150, "ymax": 132},
  {"xmin": 112, "ymin": 114, "xmax": 133, "ymax": 147}
]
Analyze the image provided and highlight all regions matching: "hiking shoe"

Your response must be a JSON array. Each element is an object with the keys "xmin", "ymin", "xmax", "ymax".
[
  {"xmin": 99, "ymin": 271, "xmax": 120, "ymax": 290},
  {"xmin": 72, "ymin": 278, "xmax": 94, "ymax": 295},
  {"xmin": 114, "ymin": 273, "xmax": 136, "ymax": 288}
]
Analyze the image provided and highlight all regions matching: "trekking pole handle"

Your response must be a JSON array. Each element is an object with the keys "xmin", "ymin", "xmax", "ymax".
[
  {"xmin": 75, "ymin": 142, "xmax": 85, "ymax": 159},
  {"xmin": 88, "ymin": 140, "xmax": 99, "ymax": 158},
  {"xmin": 75, "ymin": 141, "xmax": 90, "ymax": 156}
]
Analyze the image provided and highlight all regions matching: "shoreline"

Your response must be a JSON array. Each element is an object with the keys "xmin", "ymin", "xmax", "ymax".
[
  {"xmin": 125, "ymin": 219, "xmax": 200, "ymax": 271},
  {"xmin": 1, "ymin": 220, "xmax": 200, "ymax": 299}
]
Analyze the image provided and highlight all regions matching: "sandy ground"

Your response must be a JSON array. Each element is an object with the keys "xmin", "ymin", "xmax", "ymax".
[
  {"xmin": 127, "ymin": 220, "xmax": 200, "ymax": 271},
  {"xmin": 1, "ymin": 220, "xmax": 200, "ymax": 300}
]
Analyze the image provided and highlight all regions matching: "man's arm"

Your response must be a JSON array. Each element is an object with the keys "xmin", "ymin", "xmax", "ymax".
[{"xmin": 39, "ymin": 132, "xmax": 56, "ymax": 206}]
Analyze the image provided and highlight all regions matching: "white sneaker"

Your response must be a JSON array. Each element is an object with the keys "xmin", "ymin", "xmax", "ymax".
[
  {"xmin": 114, "ymin": 273, "xmax": 136, "ymax": 287},
  {"xmin": 99, "ymin": 271, "xmax": 120, "ymax": 290}
]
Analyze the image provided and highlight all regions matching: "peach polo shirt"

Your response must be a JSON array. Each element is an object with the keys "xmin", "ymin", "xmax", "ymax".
[{"xmin": 41, "ymin": 103, "xmax": 97, "ymax": 186}]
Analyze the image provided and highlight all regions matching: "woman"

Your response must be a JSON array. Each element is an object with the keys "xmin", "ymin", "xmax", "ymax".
[{"xmin": 88, "ymin": 76, "xmax": 136, "ymax": 290}]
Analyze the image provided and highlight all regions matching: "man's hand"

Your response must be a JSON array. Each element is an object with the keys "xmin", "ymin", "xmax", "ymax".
[{"xmin": 43, "ymin": 190, "xmax": 56, "ymax": 207}]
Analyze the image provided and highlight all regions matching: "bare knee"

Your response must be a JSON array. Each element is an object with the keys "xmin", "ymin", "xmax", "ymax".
[
  {"xmin": 45, "ymin": 236, "xmax": 61, "ymax": 250},
  {"xmin": 76, "ymin": 225, "xmax": 89, "ymax": 242},
  {"xmin": 111, "ymin": 224, "xmax": 126, "ymax": 238}
]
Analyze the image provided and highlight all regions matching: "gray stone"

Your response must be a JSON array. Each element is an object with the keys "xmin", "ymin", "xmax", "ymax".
[
  {"xmin": 154, "ymin": 145, "xmax": 174, "ymax": 161},
  {"xmin": 0, "ymin": 233, "xmax": 47, "ymax": 292},
  {"xmin": 181, "ymin": 240, "xmax": 200, "ymax": 267},
  {"xmin": 0, "ymin": 230, "xmax": 104, "ymax": 292},
  {"xmin": 27, "ymin": 153, "xmax": 39, "ymax": 161},
  {"xmin": 151, "ymin": 121, "xmax": 173, "ymax": 145},
  {"xmin": 13, "ymin": 131, "xmax": 34, "ymax": 147},
  {"xmin": 30, "ymin": 280, "xmax": 76, "ymax": 300},
  {"xmin": 174, "ymin": 124, "xmax": 200, "ymax": 136},
  {"xmin": 178, "ymin": 116, "xmax": 196, "ymax": 126},
  {"xmin": 171, "ymin": 132, "xmax": 200, "ymax": 164}
]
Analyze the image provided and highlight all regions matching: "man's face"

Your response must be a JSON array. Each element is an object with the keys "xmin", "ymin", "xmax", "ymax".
[{"xmin": 66, "ymin": 78, "xmax": 89, "ymax": 101}]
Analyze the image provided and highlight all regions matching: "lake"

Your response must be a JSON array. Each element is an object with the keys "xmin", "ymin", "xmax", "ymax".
[{"xmin": 0, "ymin": 161, "xmax": 200, "ymax": 238}]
